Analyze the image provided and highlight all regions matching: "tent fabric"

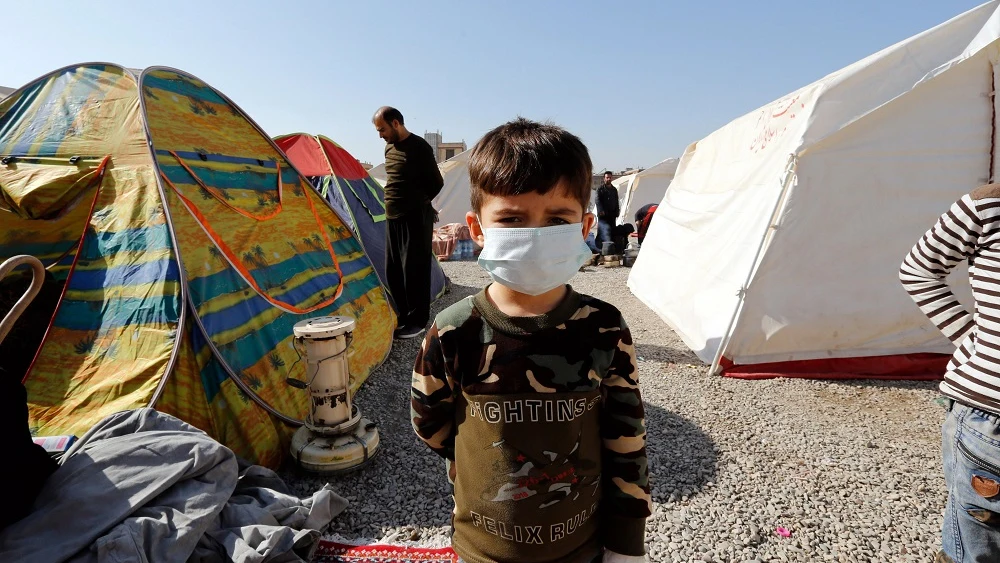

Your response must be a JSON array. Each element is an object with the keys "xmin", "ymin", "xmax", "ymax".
[
  {"xmin": 433, "ymin": 149, "xmax": 474, "ymax": 226},
  {"xmin": 274, "ymin": 133, "xmax": 447, "ymax": 306},
  {"xmin": 432, "ymin": 151, "xmax": 675, "ymax": 231},
  {"xmin": 368, "ymin": 161, "xmax": 386, "ymax": 187},
  {"xmin": 0, "ymin": 408, "xmax": 347, "ymax": 563},
  {"xmin": 0, "ymin": 63, "xmax": 396, "ymax": 468},
  {"xmin": 718, "ymin": 354, "xmax": 949, "ymax": 381},
  {"xmin": 0, "ymin": 65, "xmax": 181, "ymax": 438},
  {"xmin": 612, "ymin": 158, "xmax": 679, "ymax": 226},
  {"xmin": 629, "ymin": 1, "xmax": 998, "ymax": 376}
]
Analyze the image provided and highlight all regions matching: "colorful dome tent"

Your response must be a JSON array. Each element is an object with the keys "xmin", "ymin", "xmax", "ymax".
[
  {"xmin": 274, "ymin": 133, "xmax": 447, "ymax": 306},
  {"xmin": 0, "ymin": 63, "xmax": 396, "ymax": 468}
]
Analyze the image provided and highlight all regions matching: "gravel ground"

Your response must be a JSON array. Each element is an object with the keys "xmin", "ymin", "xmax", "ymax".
[{"xmin": 284, "ymin": 260, "xmax": 947, "ymax": 562}]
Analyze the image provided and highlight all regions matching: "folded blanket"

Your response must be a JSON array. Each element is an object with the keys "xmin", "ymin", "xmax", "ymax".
[
  {"xmin": 0, "ymin": 408, "xmax": 347, "ymax": 563},
  {"xmin": 432, "ymin": 223, "xmax": 474, "ymax": 260}
]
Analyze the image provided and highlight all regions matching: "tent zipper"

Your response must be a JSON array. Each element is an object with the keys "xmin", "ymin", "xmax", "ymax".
[{"xmin": 1, "ymin": 155, "xmax": 106, "ymax": 166}]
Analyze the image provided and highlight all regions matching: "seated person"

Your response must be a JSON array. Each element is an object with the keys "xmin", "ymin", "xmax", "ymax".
[
  {"xmin": 1, "ymin": 375, "xmax": 59, "ymax": 531},
  {"xmin": 635, "ymin": 204, "xmax": 658, "ymax": 246},
  {"xmin": 634, "ymin": 204, "xmax": 656, "ymax": 226},
  {"xmin": 611, "ymin": 223, "xmax": 635, "ymax": 255}
]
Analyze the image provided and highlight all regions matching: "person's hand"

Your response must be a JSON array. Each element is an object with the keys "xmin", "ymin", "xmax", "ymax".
[
  {"xmin": 603, "ymin": 550, "xmax": 646, "ymax": 563},
  {"xmin": 432, "ymin": 208, "xmax": 440, "ymax": 223}
]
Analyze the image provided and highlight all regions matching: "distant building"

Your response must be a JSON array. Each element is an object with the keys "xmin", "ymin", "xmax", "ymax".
[
  {"xmin": 424, "ymin": 131, "xmax": 467, "ymax": 163},
  {"xmin": 438, "ymin": 142, "xmax": 466, "ymax": 162},
  {"xmin": 0, "ymin": 86, "xmax": 14, "ymax": 100},
  {"xmin": 360, "ymin": 161, "xmax": 373, "ymax": 171}
]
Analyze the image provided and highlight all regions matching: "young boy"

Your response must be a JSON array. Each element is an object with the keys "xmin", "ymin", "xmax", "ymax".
[{"xmin": 411, "ymin": 118, "xmax": 651, "ymax": 563}]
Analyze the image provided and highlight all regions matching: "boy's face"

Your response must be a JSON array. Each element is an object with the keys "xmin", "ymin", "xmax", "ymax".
[{"xmin": 466, "ymin": 180, "xmax": 596, "ymax": 246}]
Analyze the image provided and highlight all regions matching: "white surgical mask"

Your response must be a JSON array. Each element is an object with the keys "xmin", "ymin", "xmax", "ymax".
[{"xmin": 477, "ymin": 223, "xmax": 593, "ymax": 296}]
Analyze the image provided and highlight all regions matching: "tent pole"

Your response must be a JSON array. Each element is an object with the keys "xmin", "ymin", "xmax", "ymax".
[
  {"xmin": 708, "ymin": 153, "xmax": 798, "ymax": 375},
  {"xmin": 989, "ymin": 63, "xmax": 996, "ymax": 183}
]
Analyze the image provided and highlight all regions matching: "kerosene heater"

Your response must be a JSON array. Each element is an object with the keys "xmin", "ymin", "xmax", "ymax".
[{"xmin": 286, "ymin": 316, "xmax": 380, "ymax": 474}]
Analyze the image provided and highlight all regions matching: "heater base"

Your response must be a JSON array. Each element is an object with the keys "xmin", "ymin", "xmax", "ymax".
[{"xmin": 290, "ymin": 416, "xmax": 381, "ymax": 475}]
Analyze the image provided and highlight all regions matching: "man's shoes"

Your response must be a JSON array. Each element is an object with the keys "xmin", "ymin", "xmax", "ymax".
[{"xmin": 393, "ymin": 325, "xmax": 427, "ymax": 340}]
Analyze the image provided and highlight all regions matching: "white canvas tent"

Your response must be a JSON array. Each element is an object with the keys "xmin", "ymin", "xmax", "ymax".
[
  {"xmin": 433, "ymin": 149, "xmax": 474, "ymax": 225},
  {"xmin": 369, "ymin": 151, "xmax": 474, "ymax": 226},
  {"xmin": 610, "ymin": 174, "xmax": 633, "ymax": 220},
  {"xmin": 378, "ymin": 149, "xmax": 668, "ymax": 230},
  {"xmin": 629, "ymin": 1, "xmax": 999, "ymax": 378},
  {"xmin": 369, "ymin": 162, "xmax": 387, "ymax": 187},
  {"xmin": 612, "ymin": 158, "xmax": 679, "ymax": 225}
]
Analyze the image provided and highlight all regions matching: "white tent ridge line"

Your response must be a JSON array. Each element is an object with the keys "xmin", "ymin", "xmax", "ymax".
[
  {"xmin": 368, "ymin": 162, "xmax": 386, "ymax": 186},
  {"xmin": 612, "ymin": 158, "xmax": 679, "ymax": 226},
  {"xmin": 434, "ymin": 149, "xmax": 474, "ymax": 226},
  {"xmin": 375, "ymin": 151, "xmax": 679, "ymax": 231},
  {"xmin": 628, "ymin": 0, "xmax": 997, "ymax": 375}
]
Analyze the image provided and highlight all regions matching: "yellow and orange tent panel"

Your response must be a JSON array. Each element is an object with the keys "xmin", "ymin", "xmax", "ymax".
[{"xmin": 0, "ymin": 63, "xmax": 396, "ymax": 467}]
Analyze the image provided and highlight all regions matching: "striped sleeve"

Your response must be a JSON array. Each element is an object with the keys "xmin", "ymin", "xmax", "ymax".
[
  {"xmin": 599, "ymin": 318, "xmax": 651, "ymax": 556},
  {"xmin": 411, "ymin": 322, "xmax": 457, "ymax": 460},
  {"xmin": 899, "ymin": 194, "xmax": 982, "ymax": 344}
]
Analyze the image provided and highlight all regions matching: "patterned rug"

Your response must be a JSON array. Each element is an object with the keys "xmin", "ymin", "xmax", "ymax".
[{"xmin": 312, "ymin": 540, "xmax": 459, "ymax": 563}]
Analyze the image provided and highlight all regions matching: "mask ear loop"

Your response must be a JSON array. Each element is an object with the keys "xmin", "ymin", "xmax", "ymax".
[{"xmin": 474, "ymin": 215, "xmax": 486, "ymax": 245}]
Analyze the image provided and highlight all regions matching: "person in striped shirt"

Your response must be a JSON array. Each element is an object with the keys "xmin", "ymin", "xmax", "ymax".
[{"xmin": 900, "ymin": 184, "xmax": 1000, "ymax": 563}]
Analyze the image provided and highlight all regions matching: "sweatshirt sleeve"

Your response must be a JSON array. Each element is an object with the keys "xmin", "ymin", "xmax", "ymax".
[
  {"xmin": 599, "ymin": 317, "xmax": 651, "ymax": 556},
  {"xmin": 411, "ymin": 322, "xmax": 457, "ymax": 460},
  {"xmin": 899, "ymin": 194, "xmax": 982, "ymax": 344},
  {"xmin": 422, "ymin": 142, "xmax": 444, "ymax": 201}
]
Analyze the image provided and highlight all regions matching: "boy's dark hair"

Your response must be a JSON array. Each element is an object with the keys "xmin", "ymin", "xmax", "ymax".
[
  {"xmin": 604, "ymin": 171, "xmax": 613, "ymax": 176},
  {"xmin": 468, "ymin": 118, "xmax": 592, "ymax": 214},
  {"xmin": 372, "ymin": 106, "xmax": 404, "ymax": 126}
]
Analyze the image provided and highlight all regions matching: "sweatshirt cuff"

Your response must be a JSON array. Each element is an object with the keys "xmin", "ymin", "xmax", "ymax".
[
  {"xmin": 602, "ymin": 514, "xmax": 646, "ymax": 556},
  {"xmin": 603, "ymin": 551, "xmax": 647, "ymax": 563}
]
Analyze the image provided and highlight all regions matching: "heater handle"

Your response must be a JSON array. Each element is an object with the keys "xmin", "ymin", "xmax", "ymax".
[{"xmin": 285, "ymin": 377, "xmax": 309, "ymax": 389}]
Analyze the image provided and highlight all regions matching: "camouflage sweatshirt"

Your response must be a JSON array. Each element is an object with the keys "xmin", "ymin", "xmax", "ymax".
[{"xmin": 411, "ymin": 286, "xmax": 651, "ymax": 563}]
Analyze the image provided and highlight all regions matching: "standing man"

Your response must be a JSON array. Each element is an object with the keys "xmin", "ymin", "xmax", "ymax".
[
  {"xmin": 596, "ymin": 171, "xmax": 619, "ymax": 251},
  {"xmin": 373, "ymin": 106, "xmax": 443, "ymax": 339}
]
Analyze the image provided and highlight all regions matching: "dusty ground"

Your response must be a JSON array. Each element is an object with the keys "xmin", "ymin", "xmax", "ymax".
[{"xmin": 286, "ymin": 260, "xmax": 947, "ymax": 562}]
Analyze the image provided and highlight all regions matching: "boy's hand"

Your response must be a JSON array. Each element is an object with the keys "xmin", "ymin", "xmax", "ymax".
[{"xmin": 603, "ymin": 550, "xmax": 647, "ymax": 563}]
